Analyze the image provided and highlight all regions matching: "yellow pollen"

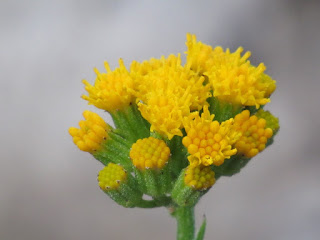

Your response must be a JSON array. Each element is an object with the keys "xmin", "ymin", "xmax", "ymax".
[
  {"xmin": 130, "ymin": 137, "xmax": 171, "ymax": 170},
  {"xmin": 69, "ymin": 111, "xmax": 110, "ymax": 152},
  {"xmin": 184, "ymin": 165, "xmax": 215, "ymax": 190},
  {"xmin": 97, "ymin": 163, "xmax": 127, "ymax": 191},
  {"xmin": 233, "ymin": 110, "xmax": 273, "ymax": 158}
]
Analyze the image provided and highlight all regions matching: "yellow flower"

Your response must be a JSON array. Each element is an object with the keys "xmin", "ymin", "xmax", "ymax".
[
  {"xmin": 233, "ymin": 110, "xmax": 273, "ymax": 158},
  {"xmin": 185, "ymin": 33, "xmax": 276, "ymax": 108},
  {"xmin": 98, "ymin": 163, "xmax": 127, "ymax": 191},
  {"xmin": 132, "ymin": 54, "xmax": 211, "ymax": 139},
  {"xmin": 184, "ymin": 164, "xmax": 215, "ymax": 190},
  {"xmin": 69, "ymin": 110, "xmax": 110, "ymax": 152},
  {"xmin": 182, "ymin": 106, "xmax": 239, "ymax": 166},
  {"xmin": 130, "ymin": 137, "xmax": 171, "ymax": 170},
  {"xmin": 82, "ymin": 59, "xmax": 134, "ymax": 113}
]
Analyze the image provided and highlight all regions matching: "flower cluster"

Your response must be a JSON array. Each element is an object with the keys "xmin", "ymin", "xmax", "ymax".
[{"xmin": 68, "ymin": 33, "xmax": 279, "ymax": 240}]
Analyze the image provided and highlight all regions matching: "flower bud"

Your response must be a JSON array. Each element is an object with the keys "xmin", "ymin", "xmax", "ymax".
[
  {"xmin": 130, "ymin": 137, "xmax": 172, "ymax": 196},
  {"xmin": 69, "ymin": 110, "xmax": 110, "ymax": 152}
]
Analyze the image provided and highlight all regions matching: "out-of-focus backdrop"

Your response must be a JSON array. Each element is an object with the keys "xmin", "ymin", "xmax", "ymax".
[{"xmin": 1, "ymin": 0, "xmax": 319, "ymax": 239}]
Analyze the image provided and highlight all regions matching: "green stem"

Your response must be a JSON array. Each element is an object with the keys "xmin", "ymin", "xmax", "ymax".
[{"xmin": 173, "ymin": 206, "xmax": 195, "ymax": 240}]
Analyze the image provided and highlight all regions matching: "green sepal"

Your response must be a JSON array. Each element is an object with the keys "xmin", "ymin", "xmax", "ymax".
[
  {"xmin": 195, "ymin": 216, "xmax": 207, "ymax": 240},
  {"xmin": 93, "ymin": 131, "xmax": 133, "ymax": 171},
  {"xmin": 166, "ymin": 135, "xmax": 189, "ymax": 178},
  {"xmin": 142, "ymin": 169, "xmax": 160, "ymax": 197},
  {"xmin": 134, "ymin": 168, "xmax": 171, "ymax": 197},
  {"xmin": 104, "ymin": 189, "xmax": 134, "ymax": 207},
  {"xmin": 158, "ymin": 165, "xmax": 174, "ymax": 194},
  {"xmin": 171, "ymin": 169, "xmax": 201, "ymax": 207},
  {"xmin": 207, "ymin": 96, "xmax": 244, "ymax": 122},
  {"xmin": 119, "ymin": 174, "xmax": 143, "ymax": 203},
  {"xmin": 110, "ymin": 104, "xmax": 150, "ymax": 143},
  {"xmin": 103, "ymin": 174, "xmax": 143, "ymax": 208}
]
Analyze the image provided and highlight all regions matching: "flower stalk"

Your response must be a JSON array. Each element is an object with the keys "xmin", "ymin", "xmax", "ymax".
[{"xmin": 173, "ymin": 206, "xmax": 195, "ymax": 240}]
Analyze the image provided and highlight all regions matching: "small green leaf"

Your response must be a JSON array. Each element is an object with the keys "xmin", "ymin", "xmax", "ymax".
[{"xmin": 195, "ymin": 216, "xmax": 206, "ymax": 240}]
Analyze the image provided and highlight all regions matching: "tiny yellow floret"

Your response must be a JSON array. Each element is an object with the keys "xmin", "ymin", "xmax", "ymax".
[
  {"xmin": 185, "ymin": 33, "xmax": 214, "ymax": 74},
  {"xmin": 98, "ymin": 163, "xmax": 127, "ymax": 191},
  {"xmin": 184, "ymin": 164, "xmax": 215, "ymax": 190},
  {"xmin": 69, "ymin": 110, "xmax": 110, "ymax": 152},
  {"xmin": 182, "ymin": 106, "xmax": 239, "ymax": 166},
  {"xmin": 82, "ymin": 59, "xmax": 134, "ymax": 113},
  {"xmin": 233, "ymin": 110, "xmax": 273, "ymax": 158},
  {"xmin": 130, "ymin": 137, "xmax": 171, "ymax": 170}
]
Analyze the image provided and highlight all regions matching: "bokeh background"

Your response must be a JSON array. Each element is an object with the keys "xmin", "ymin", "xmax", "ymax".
[{"xmin": 1, "ymin": 0, "xmax": 320, "ymax": 239}]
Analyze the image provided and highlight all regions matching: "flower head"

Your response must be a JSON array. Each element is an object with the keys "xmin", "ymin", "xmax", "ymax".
[
  {"xmin": 98, "ymin": 163, "xmax": 127, "ymax": 191},
  {"xmin": 207, "ymin": 47, "xmax": 276, "ymax": 108},
  {"xmin": 130, "ymin": 137, "xmax": 171, "ymax": 170},
  {"xmin": 132, "ymin": 54, "xmax": 211, "ymax": 139},
  {"xmin": 233, "ymin": 110, "xmax": 273, "ymax": 158},
  {"xmin": 186, "ymin": 33, "xmax": 276, "ymax": 109},
  {"xmin": 184, "ymin": 164, "xmax": 215, "ymax": 190},
  {"xmin": 182, "ymin": 106, "xmax": 239, "ymax": 166},
  {"xmin": 69, "ymin": 110, "xmax": 110, "ymax": 152},
  {"xmin": 82, "ymin": 59, "xmax": 134, "ymax": 113}
]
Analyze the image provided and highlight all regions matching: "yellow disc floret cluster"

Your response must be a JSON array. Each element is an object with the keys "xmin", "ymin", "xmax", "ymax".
[
  {"xmin": 130, "ymin": 137, "xmax": 171, "ymax": 170},
  {"xmin": 182, "ymin": 106, "xmax": 239, "ymax": 167},
  {"xmin": 184, "ymin": 165, "xmax": 215, "ymax": 190},
  {"xmin": 82, "ymin": 59, "xmax": 134, "ymax": 112},
  {"xmin": 69, "ymin": 110, "xmax": 110, "ymax": 152},
  {"xmin": 185, "ymin": 33, "xmax": 276, "ymax": 109},
  {"xmin": 233, "ymin": 110, "xmax": 273, "ymax": 158},
  {"xmin": 131, "ymin": 54, "xmax": 211, "ymax": 139},
  {"xmin": 98, "ymin": 163, "xmax": 127, "ymax": 191}
]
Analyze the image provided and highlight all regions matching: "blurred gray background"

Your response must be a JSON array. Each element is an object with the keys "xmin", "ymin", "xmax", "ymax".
[{"xmin": 1, "ymin": 0, "xmax": 320, "ymax": 239}]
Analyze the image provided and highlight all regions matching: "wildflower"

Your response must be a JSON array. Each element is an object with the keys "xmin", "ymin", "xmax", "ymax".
[
  {"xmin": 182, "ymin": 106, "xmax": 239, "ymax": 166},
  {"xmin": 98, "ymin": 163, "xmax": 127, "ymax": 191},
  {"xmin": 184, "ymin": 164, "xmax": 215, "ymax": 190},
  {"xmin": 130, "ymin": 137, "xmax": 171, "ymax": 170},
  {"xmin": 82, "ymin": 59, "xmax": 134, "ymax": 113},
  {"xmin": 69, "ymin": 33, "xmax": 279, "ymax": 240},
  {"xmin": 69, "ymin": 110, "xmax": 110, "ymax": 152},
  {"xmin": 233, "ymin": 110, "xmax": 273, "ymax": 158}
]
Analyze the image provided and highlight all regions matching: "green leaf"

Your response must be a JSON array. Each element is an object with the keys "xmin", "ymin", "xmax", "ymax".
[{"xmin": 195, "ymin": 216, "xmax": 206, "ymax": 240}]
